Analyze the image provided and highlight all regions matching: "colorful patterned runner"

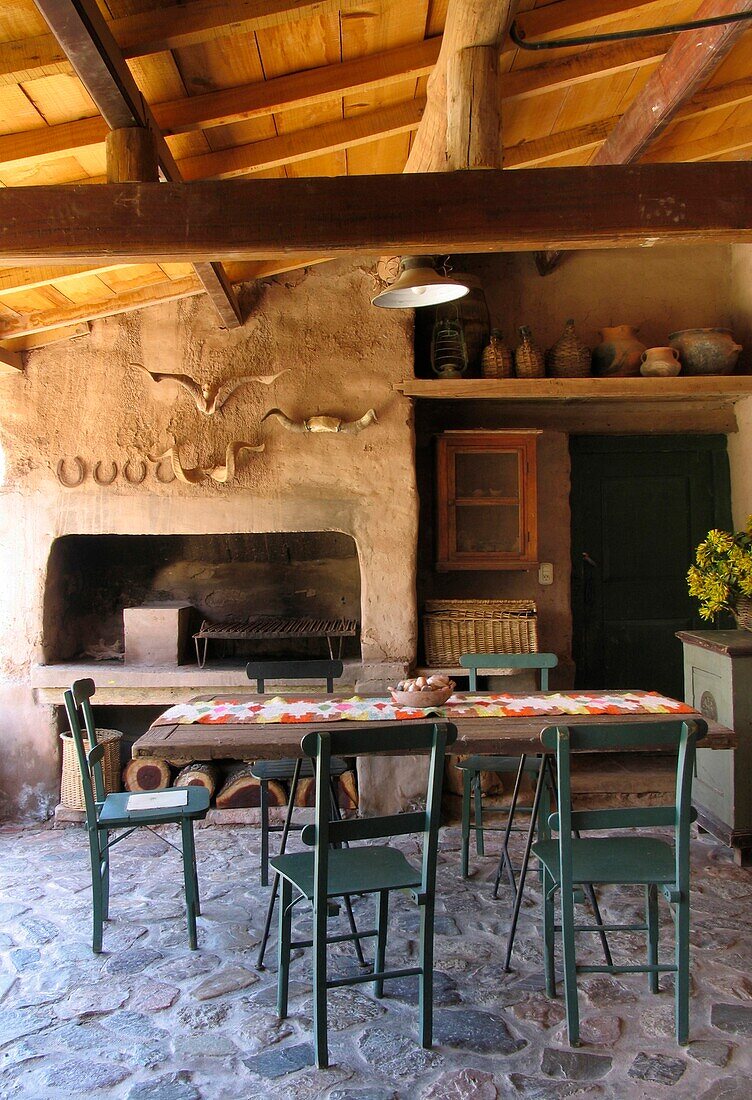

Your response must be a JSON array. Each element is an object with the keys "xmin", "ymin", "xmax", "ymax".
[{"xmin": 152, "ymin": 691, "xmax": 694, "ymax": 727}]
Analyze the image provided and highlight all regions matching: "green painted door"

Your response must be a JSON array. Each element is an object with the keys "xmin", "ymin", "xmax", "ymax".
[{"xmin": 570, "ymin": 436, "xmax": 732, "ymax": 698}]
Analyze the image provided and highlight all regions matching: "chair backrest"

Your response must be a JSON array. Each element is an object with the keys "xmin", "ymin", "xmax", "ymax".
[
  {"xmin": 300, "ymin": 722, "xmax": 458, "ymax": 903},
  {"xmin": 541, "ymin": 719, "xmax": 708, "ymax": 892},
  {"xmin": 245, "ymin": 659, "xmax": 344, "ymax": 694},
  {"xmin": 63, "ymin": 678, "xmax": 104, "ymax": 827},
  {"xmin": 460, "ymin": 651, "xmax": 558, "ymax": 691}
]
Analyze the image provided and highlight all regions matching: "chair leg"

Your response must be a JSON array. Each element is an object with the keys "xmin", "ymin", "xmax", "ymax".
[
  {"xmin": 418, "ymin": 897, "xmax": 435, "ymax": 1050},
  {"xmin": 193, "ymin": 847, "xmax": 201, "ymax": 918},
  {"xmin": 329, "ymin": 778, "xmax": 367, "ymax": 968},
  {"xmin": 542, "ymin": 867, "xmax": 556, "ymax": 998},
  {"xmin": 277, "ymin": 878, "xmax": 292, "ymax": 1019},
  {"xmin": 256, "ymin": 758, "xmax": 303, "ymax": 970},
  {"xmin": 675, "ymin": 893, "xmax": 690, "ymax": 1044},
  {"xmin": 181, "ymin": 818, "xmax": 199, "ymax": 950},
  {"xmin": 646, "ymin": 884, "xmax": 659, "ymax": 994},
  {"xmin": 313, "ymin": 895, "xmax": 329, "ymax": 1069},
  {"xmin": 461, "ymin": 770, "xmax": 472, "ymax": 878},
  {"xmin": 503, "ymin": 756, "xmax": 549, "ymax": 971},
  {"xmin": 583, "ymin": 884, "xmax": 613, "ymax": 968},
  {"xmin": 259, "ymin": 780, "xmax": 270, "ymax": 888},
  {"xmin": 494, "ymin": 755, "xmax": 526, "ymax": 899},
  {"xmin": 473, "ymin": 774, "xmax": 485, "ymax": 856},
  {"xmin": 100, "ymin": 830, "xmax": 110, "ymax": 921},
  {"xmin": 89, "ymin": 830, "xmax": 104, "ymax": 954},
  {"xmin": 374, "ymin": 890, "xmax": 389, "ymax": 998},
  {"xmin": 559, "ymin": 872, "xmax": 580, "ymax": 1046}
]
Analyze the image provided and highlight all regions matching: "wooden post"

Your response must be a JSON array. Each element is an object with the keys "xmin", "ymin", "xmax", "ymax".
[
  {"xmin": 447, "ymin": 46, "xmax": 501, "ymax": 170},
  {"xmin": 106, "ymin": 127, "xmax": 158, "ymax": 183}
]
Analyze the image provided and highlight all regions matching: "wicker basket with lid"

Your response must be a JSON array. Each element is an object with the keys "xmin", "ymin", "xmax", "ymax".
[{"xmin": 423, "ymin": 599, "xmax": 538, "ymax": 666}]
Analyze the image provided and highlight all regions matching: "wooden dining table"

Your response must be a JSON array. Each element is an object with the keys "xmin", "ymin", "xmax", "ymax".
[{"xmin": 132, "ymin": 691, "xmax": 734, "ymax": 764}]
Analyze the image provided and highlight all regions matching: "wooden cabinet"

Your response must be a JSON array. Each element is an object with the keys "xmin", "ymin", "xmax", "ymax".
[
  {"xmin": 678, "ymin": 629, "xmax": 752, "ymax": 865},
  {"xmin": 436, "ymin": 430, "xmax": 538, "ymax": 571}
]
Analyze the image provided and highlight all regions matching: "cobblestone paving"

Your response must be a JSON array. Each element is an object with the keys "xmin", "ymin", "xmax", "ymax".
[{"xmin": 0, "ymin": 822, "xmax": 751, "ymax": 1099}]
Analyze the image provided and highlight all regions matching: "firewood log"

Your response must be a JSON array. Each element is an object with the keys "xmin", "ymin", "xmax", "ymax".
[
  {"xmin": 123, "ymin": 757, "xmax": 171, "ymax": 792},
  {"xmin": 445, "ymin": 755, "xmax": 503, "ymax": 797},
  {"xmin": 215, "ymin": 764, "xmax": 286, "ymax": 809},
  {"xmin": 294, "ymin": 770, "xmax": 358, "ymax": 811},
  {"xmin": 173, "ymin": 762, "xmax": 220, "ymax": 797}
]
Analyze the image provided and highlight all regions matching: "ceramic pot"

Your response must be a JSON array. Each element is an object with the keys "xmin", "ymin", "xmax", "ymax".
[
  {"xmin": 592, "ymin": 324, "xmax": 646, "ymax": 377},
  {"xmin": 668, "ymin": 328, "xmax": 742, "ymax": 376},
  {"xmin": 640, "ymin": 346, "xmax": 681, "ymax": 377}
]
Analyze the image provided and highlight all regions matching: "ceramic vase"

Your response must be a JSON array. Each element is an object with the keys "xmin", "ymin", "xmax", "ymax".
[
  {"xmin": 640, "ymin": 346, "xmax": 681, "ymax": 377},
  {"xmin": 668, "ymin": 328, "xmax": 742, "ymax": 376},
  {"xmin": 592, "ymin": 325, "xmax": 646, "ymax": 377}
]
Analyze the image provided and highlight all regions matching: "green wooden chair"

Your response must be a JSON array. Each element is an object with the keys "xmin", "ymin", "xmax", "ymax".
[
  {"xmin": 272, "ymin": 720, "xmax": 457, "ymax": 1069},
  {"xmin": 456, "ymin": 651, "xmax": 559, "ymax": 889},
  {"xmin": 532, "ymin": 718, "xmax": 707, "ymax": 1046},
  {"xmin": 64, "ymin": 678, "xmax": 210, "ymax": 953}
]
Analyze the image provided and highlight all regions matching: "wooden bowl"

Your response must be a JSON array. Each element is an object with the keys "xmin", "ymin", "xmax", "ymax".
[{"xmin": 390, "ymin": 685, "xmax": 454, "ymax": 708}]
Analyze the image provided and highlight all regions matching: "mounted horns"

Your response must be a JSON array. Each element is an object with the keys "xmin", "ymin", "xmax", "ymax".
[{"xmin": 262, "ymin": 408, "xmax": 377, "ymax": 434}]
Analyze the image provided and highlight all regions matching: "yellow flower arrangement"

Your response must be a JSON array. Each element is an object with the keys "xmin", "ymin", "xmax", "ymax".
[{"xmin": 687, "ymin": 517, "xmax": 752, "ymax": 622}]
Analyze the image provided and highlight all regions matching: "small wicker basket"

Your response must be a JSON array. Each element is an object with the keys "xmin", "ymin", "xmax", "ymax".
[
  {"xmin": 546, "ymin": 319, "xmax": 591, "ymax": 378},
  {"xmin": 60, "ymin": 728, "xmax": 122, "ymax": 810},
  {"xmin": 481, "ymin": 330, "xmax": 513, "ymax": 379},
  {"xmin": 734, "ymin": 596, "xmax": 752, "ymax": 632},
  {"xmin": 423, "ymin": 599, "xmax": 538, "ymax": 666}
]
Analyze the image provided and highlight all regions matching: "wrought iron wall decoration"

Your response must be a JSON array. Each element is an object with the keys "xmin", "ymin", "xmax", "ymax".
[
  {"xmin": 131, "ymin": 363, "xmax": 289, "ymax": 415},
  {"xmin": 261, "ymin": 408, "xmax": 377, "ymax": 434}
]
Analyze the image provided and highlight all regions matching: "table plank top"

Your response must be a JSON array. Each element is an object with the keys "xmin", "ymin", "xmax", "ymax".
[{"xmin": 132, "ymin": 693, "xmax": 735, "ymax": 765}]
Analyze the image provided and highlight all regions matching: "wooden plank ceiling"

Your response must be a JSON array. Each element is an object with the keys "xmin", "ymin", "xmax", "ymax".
[{"xmin": 2, "ymin": 0, "xmax": 752, "ymax": 344}]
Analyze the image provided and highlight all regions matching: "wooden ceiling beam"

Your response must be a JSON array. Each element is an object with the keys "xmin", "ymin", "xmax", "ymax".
[
  {"xmin": 179, "ymin": 100, "xmax": 424, "ymax": 180},
  {"xmin": 31, "ymin": 0, "xmax": 241, "ymax": 330},
  {"xmin": 594, "ymin": 0, "xmax": 752, "ymax": 165},
  {"xmin": 0, "ymin": 0, "xmax": 373, "ymax": 85},
  {"xmin": 512, "ymin": 0, "xmax": 678, "ymax": 43},
  {"xmin": 504, "ymin": 116, "xmax": 620, "ymax": 168},
  {"xmin": 2, "ymin": 165, "xmax": 752, "ymax": 262}
]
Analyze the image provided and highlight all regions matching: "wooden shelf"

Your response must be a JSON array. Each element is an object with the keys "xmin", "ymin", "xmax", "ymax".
[{"xmin": 395, "ymin": 376, "xmax": 752, "ymax": 402}]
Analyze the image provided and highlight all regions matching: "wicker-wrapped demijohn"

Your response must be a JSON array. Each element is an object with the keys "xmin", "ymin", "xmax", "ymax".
[
  {"xmin": 514, "ymin": 326, "xmax": 545, "ymax": 378},
  {"xmin": 546, "ymin": 319, "xmax": 591, "ymax": 378},
  {"xmin": 481, "ymin": 329, "xmax": 513, "ymax": 379}
]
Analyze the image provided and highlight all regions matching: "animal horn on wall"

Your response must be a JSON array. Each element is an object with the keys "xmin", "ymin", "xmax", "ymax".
[
  {"xmin": 151, "ymin": 441, "xmax": 264, "ymax": 484},
  {"xmin": 262, "ymin": 408, "xmax": 378, "ymax": 434}
]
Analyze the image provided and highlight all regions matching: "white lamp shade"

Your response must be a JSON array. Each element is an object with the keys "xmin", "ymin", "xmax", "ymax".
[{"xmin": 371, "ymin": 256, "xmax": 470, "ymax": 309}]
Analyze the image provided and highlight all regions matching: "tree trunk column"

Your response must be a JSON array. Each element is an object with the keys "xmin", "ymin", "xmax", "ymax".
[
  {"xmin": 447, "ymin": 45, "xmax": 501, "ymax": 170},
  {"xmin": 106, "ymin": 127, "xmax": 159, "ymax": 183}
]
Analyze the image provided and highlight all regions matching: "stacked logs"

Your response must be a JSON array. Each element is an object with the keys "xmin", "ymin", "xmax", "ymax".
[{"xmin": 123, "ymin": 756, "xmax": 358, "ymax": 812}]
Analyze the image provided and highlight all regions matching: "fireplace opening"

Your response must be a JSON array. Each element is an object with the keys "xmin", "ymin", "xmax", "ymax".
[{"xmin": 43, "ymin": 532, "xmax": 361, "ymax": 665}]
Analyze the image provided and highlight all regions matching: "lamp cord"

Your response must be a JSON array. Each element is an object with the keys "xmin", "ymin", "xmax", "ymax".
[{"xmin": 510, "ymin": 9, "xmax": 752, "ymax": 51}]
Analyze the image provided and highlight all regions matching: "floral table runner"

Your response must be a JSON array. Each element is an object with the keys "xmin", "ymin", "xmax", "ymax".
[{"xmin": 152, "ymin": 691, "xmax": 694, "ymax": 727}]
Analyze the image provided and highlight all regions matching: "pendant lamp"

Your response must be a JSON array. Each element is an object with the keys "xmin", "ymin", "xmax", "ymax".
[{"xmin": 371, "ymin": 256, "xmax": 470, "ymax": 309}]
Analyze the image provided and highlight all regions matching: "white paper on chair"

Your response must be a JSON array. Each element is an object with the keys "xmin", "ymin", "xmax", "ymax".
[{"xmin": 126, "ymin": 789, "xmax": 188, "ymax": 811}]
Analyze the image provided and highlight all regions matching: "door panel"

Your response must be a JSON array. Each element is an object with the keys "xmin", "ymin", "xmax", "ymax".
[{"xmin": 571, "ymin": 436, "xmax": 731, "ymax": 698}]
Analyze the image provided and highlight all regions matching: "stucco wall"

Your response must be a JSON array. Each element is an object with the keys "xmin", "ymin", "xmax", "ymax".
[{"xmin": 0, "ymin": 260, "xmax": 417, "ymax": 819}]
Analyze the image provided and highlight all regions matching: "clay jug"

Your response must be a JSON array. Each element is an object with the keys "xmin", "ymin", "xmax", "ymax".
[
  {"xmin": 546, "ymin": 319, "xmax": 591, "ymax": 378},
  {"xmin": 514, "ymin": 326, "xmax": 545, "ymax": 378},
  {"xmin": 668, "ymin": 328, "xmax": 743, "ymax": 376},
  {"xmin": 592, "ymin": 324, "xmax": 646, "ymax": 377},
  {"xmin": 640, "ymin": 346, "xmax": 681, "ymax": 377}
]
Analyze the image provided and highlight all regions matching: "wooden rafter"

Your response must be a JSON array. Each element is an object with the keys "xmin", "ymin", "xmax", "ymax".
[
  {"xmin": 593, "ymin": 0, "xmax": 752, "ymax": 165},
  {"xmin": 1, "ymin": 165, "xmax": 752, "ymax": 263},
  {"xmin": 31, "ymin": 0, "xmax": 242, "ymax": 330}
]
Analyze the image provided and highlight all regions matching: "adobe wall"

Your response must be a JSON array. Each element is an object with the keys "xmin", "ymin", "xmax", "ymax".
[{"xmin": 0, "ymin": 260, "xmax": 417, "ymax": 818}]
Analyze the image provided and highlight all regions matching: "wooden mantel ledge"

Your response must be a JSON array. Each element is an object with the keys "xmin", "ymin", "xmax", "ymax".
[{"xmin": 394, "ymin": 376, "xmax": 752, "ymax": 402}]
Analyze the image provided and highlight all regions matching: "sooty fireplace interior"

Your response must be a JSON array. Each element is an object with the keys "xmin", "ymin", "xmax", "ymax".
[{"xmin": 43, "ymin": 532, "xmax": 361, "ymax": 665}]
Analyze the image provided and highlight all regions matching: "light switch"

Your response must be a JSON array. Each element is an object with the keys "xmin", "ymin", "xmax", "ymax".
[{"xmin": 538, "ymin": 562, "xmax": 554, "ymax": 585}]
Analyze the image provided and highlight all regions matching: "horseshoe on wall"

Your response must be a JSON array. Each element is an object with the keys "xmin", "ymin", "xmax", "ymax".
[
  {"xmin": 123, "ymin": 459, "xmax": 147, "ymax": 485},
  {"xmin": 154, "ymin": 457, "xmax": 176, "ymax": 484},
  {"xmin": 93, "ymin": 461, "xmax": 118, "ymax": 486},
  {"xmin": 56, "ymin": 457, "xmax": 86, "ymax": 488}
]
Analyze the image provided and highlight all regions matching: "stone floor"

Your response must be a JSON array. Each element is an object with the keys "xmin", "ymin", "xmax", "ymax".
[{"xmin": 0, "ymin": 821, "xmax": 750, "ymax": 1100}]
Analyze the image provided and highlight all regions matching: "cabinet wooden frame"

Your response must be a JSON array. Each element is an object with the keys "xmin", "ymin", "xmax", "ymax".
[{"xmin": 436, "ymin": 430, "xmax": 539, "ymax": 571}]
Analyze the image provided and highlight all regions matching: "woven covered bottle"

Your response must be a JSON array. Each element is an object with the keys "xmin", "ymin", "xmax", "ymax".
[
  {"xmin": 546, "ymin": 319, "xmax": 591, "ymax": 378},
  {"xmin": 514, "ymin": 326, "xmax": 545, "ymax": 378},
  {"xmin": 481, "ymin": 329, "xmax": 513, "ymax": 379}
]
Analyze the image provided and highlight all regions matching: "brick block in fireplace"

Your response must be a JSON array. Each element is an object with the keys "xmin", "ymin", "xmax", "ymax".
[{"xmin": 124, "ymin": 602, "xmax": 192, "ymax": 666}]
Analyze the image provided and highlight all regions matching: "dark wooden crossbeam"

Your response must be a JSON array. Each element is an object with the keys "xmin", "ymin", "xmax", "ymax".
[
  {"xmin": 32, "ymin": 0, "xmax": 242, "ymax": 328},
  {"xmin": 1, "ymin": 163, "xmax": 752, "ymax": 262}
]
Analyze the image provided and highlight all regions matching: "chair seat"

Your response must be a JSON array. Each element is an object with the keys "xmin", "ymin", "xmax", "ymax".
[
  {"xmin": 98, "ymin": 786, "xmax": 210, "ymax": 828},
  {"xmin": 271, "ymin": 845, "xmax": 422, "ymax": 899},
  {"xmin": 251, "ymin": 756, "xmax": 348, "ymax": 782},
  {"xmin": 532, "ymin": 836, "xmax": 676, "ymax": 886},
  {"xmin": 456, "ymin": 754, "xmax": 541, "ymax": 774}
]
